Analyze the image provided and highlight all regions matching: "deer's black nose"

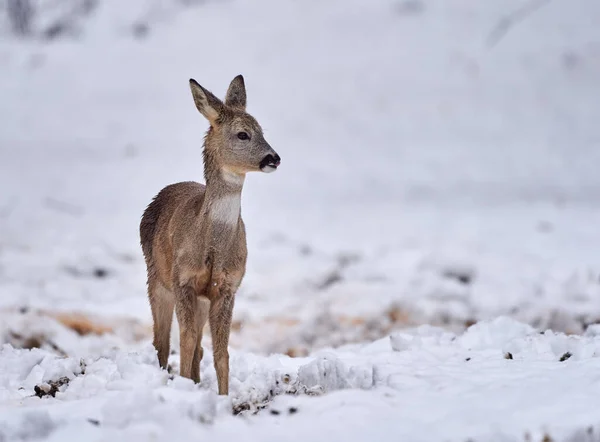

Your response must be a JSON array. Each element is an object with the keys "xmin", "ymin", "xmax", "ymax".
[
  {"xmin": 260, "ymin": 154, "xmax": 280, "ymax": 168},
  {"xmin": 260, "ymin": 153, "xmax": 281, "ymax": 172}
]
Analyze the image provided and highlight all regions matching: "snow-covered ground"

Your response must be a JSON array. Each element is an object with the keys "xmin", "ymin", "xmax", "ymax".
[
  {"xmin": 2, "ymin": 317, "xmax": 600, "ymax": 441},
  {"xmin": 1, "ymin": 0, "xmax": 600, "ymax": 439}
]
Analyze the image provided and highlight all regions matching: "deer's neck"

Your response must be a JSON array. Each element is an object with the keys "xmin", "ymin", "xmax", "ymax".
[
  {"xmin": 203, "ymin": 169, "xmax": 245, "ymax": 228},
  {"xmin": 202, "ymin": 146, "xmax": 245, "ymax": 230}
]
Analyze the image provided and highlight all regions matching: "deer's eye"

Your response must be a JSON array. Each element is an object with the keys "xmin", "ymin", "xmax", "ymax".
[{"xmin": 237, "ymin": 132, "xmax": 249, "ymax": 140}]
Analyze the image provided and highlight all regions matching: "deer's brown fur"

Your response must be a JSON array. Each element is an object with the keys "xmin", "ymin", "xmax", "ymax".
[{"xmin": 140, "ymin": 75, "xmax": 280, "ymax": 395}]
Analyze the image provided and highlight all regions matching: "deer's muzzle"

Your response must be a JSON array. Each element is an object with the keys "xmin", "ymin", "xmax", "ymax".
[{"xmin": 260, "ymin": 153, "xmax": 281, "ymax": 173}]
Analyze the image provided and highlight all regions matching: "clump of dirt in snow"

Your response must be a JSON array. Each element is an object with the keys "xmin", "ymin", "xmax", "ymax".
[{"xmin": 34, "ymin": 377, "xmax": 71, "ymax": 398}]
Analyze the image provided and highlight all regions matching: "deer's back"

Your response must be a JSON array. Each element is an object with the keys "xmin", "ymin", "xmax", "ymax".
[{"xmin": 140, "ymin": 181, "xmax": 206, "ymax": 287}]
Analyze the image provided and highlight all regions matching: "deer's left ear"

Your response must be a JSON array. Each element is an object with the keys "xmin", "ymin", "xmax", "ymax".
[
  {"xmin": 225, "ymin": 75, "xmax": 246, "ymax": 110},
  {"xmin": 189, "ymin": 79, "xmax": 224, "ymax": 125}
]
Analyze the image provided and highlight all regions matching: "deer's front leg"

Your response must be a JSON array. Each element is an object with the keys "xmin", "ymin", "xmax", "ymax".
[
  {"xmin": 191, "ymin": 295, "xmax": 210, "ymax": 383},
  {"xmin": 175, "ymin": 283, "xmax": 199, "ymax": 381},
  {"xmin": 209, "ymin": 290, "xmax": 235, "ymax": 395}
]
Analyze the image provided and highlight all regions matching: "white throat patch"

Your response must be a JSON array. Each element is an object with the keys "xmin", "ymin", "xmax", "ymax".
[
  {"xmin": 222, "ymin": 170, "xmax": 245, "ymax": 186},
  {"xmin": 209, "ymin": 194, "xmax": 241, "ymax": 226}
]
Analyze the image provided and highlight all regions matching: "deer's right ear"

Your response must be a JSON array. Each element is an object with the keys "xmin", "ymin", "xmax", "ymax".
[
  {"xmin": 189, "ymin": 79, "xmax": 223, "ymax": 124},
  {"xmin": 225, "ymin": 75, "xmax": 246, "ymax": 110}
]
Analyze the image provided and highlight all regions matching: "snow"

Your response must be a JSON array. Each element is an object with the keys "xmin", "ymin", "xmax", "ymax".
[
  {"xmin": 1, "ymin": 0, "xmax": 600, "ymax": 439},
  {"xmin": 1, "ymin": 318, "xmax": 600, "ymax": 441}
]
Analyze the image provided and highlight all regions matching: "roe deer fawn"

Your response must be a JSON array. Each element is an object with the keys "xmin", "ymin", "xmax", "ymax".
[{"xmin": 140, "ymin": 75, "xmax": 280, "ymax": 395}]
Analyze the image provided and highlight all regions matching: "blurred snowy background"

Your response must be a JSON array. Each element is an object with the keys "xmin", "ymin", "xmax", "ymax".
[{"xmin": 1, "ymin": 0, "xmax": 600, "ymax": 440}]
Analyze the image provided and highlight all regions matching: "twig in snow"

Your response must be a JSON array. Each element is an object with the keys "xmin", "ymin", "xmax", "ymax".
[{"xmin": 487, "ymin": 0, "xmax": 551, "ymax": 48}]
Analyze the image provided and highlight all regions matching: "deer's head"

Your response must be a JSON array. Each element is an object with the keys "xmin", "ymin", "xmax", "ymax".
[{"xmin": 189, "ymin": 75, "xmax": 280, "ymax": 177}]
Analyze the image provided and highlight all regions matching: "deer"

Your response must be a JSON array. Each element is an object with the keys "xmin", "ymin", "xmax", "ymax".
[{"xmin": 139, "ymin": 75, "xmax": 280, "ymax": 395}]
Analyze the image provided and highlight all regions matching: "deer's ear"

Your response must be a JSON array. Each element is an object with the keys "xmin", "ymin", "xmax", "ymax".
[
  {"xmin": 189, "ymin": 79, "xmax": 223, "ymax": 124},
  {"xmin": 224, "ymin": 75, "xmax": 246, "ymax": 110}
]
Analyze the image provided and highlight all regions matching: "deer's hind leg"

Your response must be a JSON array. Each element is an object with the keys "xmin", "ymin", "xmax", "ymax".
[{"xmin": 148, "ymin": 279, "xmax": 175, "ymax": 370}]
